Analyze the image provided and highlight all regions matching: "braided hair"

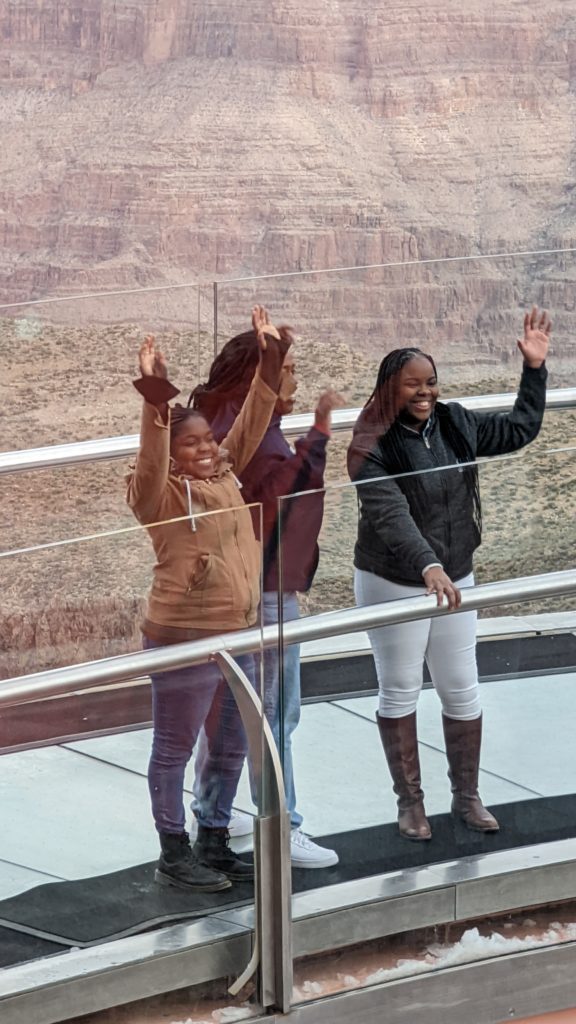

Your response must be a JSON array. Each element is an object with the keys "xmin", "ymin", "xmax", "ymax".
[
  {"xmin": 355, "ymin": 347, "xmax": 482, "ymax": 539},
  {"xmin": 189, "ymin": 330, "xmax": 260, "ymax": 418},
  {"xmin": 170, "ymin": 404, "xmax": 207, "ymax": 442}
]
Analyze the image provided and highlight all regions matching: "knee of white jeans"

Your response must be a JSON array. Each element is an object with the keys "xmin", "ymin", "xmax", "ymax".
[
  {"xmin": 379, "ymin": 688, "xmax": 420, "ymax": 718},
  {"xmin": 440, "ymin": 692, "xmax": 482, "ymax": 720}
]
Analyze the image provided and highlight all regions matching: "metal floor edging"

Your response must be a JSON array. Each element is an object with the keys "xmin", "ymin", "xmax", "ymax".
[
  {"xmin": 269, "ymin": 941, "xmax": 576, "ymax": 1024},
  {"xmin": 2, "ymin": 837, "xmax": 576, "ymax": 1024}
]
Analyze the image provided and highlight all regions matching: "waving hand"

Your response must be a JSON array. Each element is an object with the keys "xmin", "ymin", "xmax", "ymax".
[{"xmin": 517, "ymin": 306, "xmax": 551, "ymax": 368}]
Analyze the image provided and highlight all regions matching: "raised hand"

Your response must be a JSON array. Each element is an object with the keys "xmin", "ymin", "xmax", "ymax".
[
  {"xmin": 517, "ymin": 306, "xmax": 551, "ymax": 368},
  {"xmin": 314, "ymin": 389, "xmax": 346, "ymax": 434},
  {"xmin": 139, "ymin": 335, "xmax": 168, "ymax": 378},
  {"xmin": 252, "ymin": 304, "xmax": 281, "ymax": 352},
  {"xmin": 252, "ymin": 304, "xmax": 294, "ymax": 391}
]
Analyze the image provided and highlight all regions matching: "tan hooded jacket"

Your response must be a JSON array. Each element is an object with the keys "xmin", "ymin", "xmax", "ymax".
[{"xmin": 126, "ymin": 370, "xmax": 278, "ymax": 639}]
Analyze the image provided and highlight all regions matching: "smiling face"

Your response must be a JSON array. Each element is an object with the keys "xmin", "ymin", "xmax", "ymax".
[
  {"xmin": 396, "ymin": 355, "xmax": 439, "ymax": 427},
  {"xmin": 170, "ymin": 413, "xmax": 220, "ymax": 480}
]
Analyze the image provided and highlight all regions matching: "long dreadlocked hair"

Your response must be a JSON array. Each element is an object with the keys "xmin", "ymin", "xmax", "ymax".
[
  {"xmin": 352, "ymin": 347, "xmax": 482, "ymax": 539},
  {"xmin": 188, "ymin": 330, "xmax": 261, "ymax": 419}
]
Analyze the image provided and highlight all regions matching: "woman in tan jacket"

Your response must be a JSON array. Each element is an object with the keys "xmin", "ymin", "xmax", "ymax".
[{"xmin": 127, "ymin": 307, "xmax": 291, "ymax": 892}]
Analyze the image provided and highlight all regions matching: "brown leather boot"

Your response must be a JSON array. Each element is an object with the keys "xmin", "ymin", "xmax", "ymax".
[
  {"xmin": 375, "ymin": 712, "xmax": 432, "ymax": 841},
  {"xmin": 442, "ymin": 714, "xmax": 499, "ymax": 832}
]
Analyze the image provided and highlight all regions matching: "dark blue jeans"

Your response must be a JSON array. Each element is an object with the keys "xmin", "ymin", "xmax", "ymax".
[{"xmin": 145, "ymin": 636, "xmax": 256, "ymax": 833}]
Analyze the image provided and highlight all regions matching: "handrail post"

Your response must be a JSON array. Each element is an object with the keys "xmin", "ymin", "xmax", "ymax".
[
  {"xmin": 213, "ymin": 281, "xmax": 218, "ymax": 358},
  {"xmin": 214, "ymin": 651, "xmax": 293, "ymax": 1013}
]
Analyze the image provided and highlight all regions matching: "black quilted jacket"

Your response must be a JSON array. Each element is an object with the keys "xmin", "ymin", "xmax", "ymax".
[{"xmin": 348, "ymin": 364, "xmax": 547, "ymax": 586}]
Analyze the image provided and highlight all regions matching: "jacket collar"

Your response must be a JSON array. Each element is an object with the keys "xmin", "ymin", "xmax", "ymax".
[{"xmin": 399, "ymin": 411, "xmax": 436, "ymax": 443}]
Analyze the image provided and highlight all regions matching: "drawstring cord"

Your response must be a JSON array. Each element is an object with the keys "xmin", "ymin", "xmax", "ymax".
[{"xmin": 184, "ymin": 478, "xmax": 197, "ymax": 532}]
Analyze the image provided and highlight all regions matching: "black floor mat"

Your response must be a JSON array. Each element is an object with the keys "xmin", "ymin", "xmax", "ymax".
[
  {"xmin": 0, "ymin": 862, "xmax": 255, "ymax": 949},
  {"xmin": 2, "ymin": 794, "xmax": 576, "ymax": 961},
  {"xmin": 0, "ymin": 925, "xmax": 67, "ymax": 969}
]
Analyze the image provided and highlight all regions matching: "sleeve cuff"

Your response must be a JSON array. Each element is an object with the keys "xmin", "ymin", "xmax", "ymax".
[
  {"xmin": 133, "ymin": 376, "xmax": 181, "ymax": 405},
  {"xmin": 421, "ymin": 562, "xmax": 443, "ymax": 577},
  {"xmin": 308, "ymin": 426, "xmax": 331, "ymax": 442},
  {"xmin": 522, "ymin": 361, "xmax": 547, "ymax": 379}
]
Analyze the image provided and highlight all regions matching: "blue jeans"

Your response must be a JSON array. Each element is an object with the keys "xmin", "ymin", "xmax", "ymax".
[
  {"xmin": 145, "ymin": 635, "xmax": 256, "ymax": 833},
  {"xmin": 192, "ymin": 592, "xmax": 303, "ymax": 829}
]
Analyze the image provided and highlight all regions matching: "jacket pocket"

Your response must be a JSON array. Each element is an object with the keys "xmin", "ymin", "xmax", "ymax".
[{"xmin": 186, "ymin": 553, "xmax": 212, "ymax": 592}]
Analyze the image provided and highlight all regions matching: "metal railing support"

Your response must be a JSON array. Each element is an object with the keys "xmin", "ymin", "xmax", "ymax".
[
  {"xmin": 215, "ymin": 652, "xmax": 292, "ymax": 1012},
  {"xmin": 213, "ymin": 281, "xmax": 219, "ymax": 358}
]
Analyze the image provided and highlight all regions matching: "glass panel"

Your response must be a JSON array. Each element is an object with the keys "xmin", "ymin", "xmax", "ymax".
[
  {"xmin": 214, "ymin": 247, "xmax": 569, "ymax": 380},
  {"xmin": 0, "ymin": 501, "xmax": 265, "ymax": 679},
  {"xmin": 0, "ymin": 502, "xmax": 265, "ymax": 1021},
  {"xmin": 215, "ymin": 251, "xmax": 575, "ymax": 483},
  {"xmin": 276, "ymin": 445, "xmax": 575, "ymax": 1005},
  {"xmin": 0, "ymin": 282, "xmax": 208, "ymax": 453}
]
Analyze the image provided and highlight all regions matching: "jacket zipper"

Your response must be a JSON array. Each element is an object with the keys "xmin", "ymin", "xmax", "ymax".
[{"xmin": 420, "ymin": 431, "xmax": 451, "ymax": 550}]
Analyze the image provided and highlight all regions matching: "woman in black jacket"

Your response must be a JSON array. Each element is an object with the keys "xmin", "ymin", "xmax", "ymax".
[{"xmin": 348, "ymin": 306, "xmax": 551, "ymax": 841}]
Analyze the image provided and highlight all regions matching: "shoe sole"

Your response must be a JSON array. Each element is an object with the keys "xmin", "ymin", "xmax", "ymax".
[
  {"xmin": 155, "ymin": 869, "xmax": 232, "ymax": 892},
  {"xmin": 460, "ymin": 823, "xmax": 500, "ymax": 833},
  {"xmin": 451, "ymin": 811, "xmax": 500, "ymax": 832},
  {"xmin": 400, "ymin": 832, "xmax": 432, "ymax": 841},
  {"xmin": 224, "ymin": 869, "xmax": 255, "ymax": 882},
  {"xmin": 291, "ymin": 857, "xmax": 340, "ymax": 869}
]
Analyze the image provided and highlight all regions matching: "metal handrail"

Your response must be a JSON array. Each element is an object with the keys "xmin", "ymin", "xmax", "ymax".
[
  {"xmin": 1, "ymin": 569, "xmax": 574, "ymax": 709},
  {"xmin": 1, "ymin": 388, "xmax": 576, "ymax": 475}
]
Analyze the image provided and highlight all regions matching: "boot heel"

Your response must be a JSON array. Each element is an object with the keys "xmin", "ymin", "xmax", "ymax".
[{"xmin": 399, "ymin": 803, "xmax": 432, "ymax": 841}]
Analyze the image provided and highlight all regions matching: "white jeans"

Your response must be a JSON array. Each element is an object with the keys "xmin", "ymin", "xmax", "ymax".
[{"xmin": 354, "ymin": 568, "xmax": 481, "ymax": 721}]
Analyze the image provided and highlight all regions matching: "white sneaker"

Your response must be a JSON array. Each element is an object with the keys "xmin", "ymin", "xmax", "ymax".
[
  {"xmin": 228, "ymin": 809, "xmax": 255, "ymax": 838},
  {"xmin": 290, "ymin": 828, "xmax": 339, "ymax": 869}
]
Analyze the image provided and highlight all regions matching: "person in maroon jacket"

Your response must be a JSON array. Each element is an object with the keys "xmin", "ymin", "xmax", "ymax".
[{"xmin": 189, "ymin": 331, "xmax": 343, "ymax": 867}]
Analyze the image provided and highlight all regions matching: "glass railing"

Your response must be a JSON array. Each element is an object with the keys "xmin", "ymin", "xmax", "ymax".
[
  {"xmin": 0, "ymin": 500, "xmax": 266, "ymax": 676},
  {"xmin": 214, "ymin": 249, "xmax": 574, "ymax": 387},
  {"xmin": 1, "ymin": 254, "xmax": 576, "ymax": 1017},
  {"xmin": 212, "ymin": 255, "xmax": 574, "ymax": 504},
  {"xmin": 0, "ymin": 283, "xmax": 214, "ymax": 453},
  {"xmin": 275, "ymin": 447, "xmax": 576, "ymax": 1004},
  {"xmin": 0, "ymin": 500, "xmax": 268, "ymax": 1016}
]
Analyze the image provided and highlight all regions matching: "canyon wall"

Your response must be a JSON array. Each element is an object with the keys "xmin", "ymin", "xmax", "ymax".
[{"xmin": 0, "ymin": 1, "xmax": 574, "ymax": 301}]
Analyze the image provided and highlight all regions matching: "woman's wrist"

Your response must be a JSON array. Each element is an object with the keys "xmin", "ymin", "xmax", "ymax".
[{"xmin": 422, "ymin": 562, "xmax": 442, "ymax": 577}]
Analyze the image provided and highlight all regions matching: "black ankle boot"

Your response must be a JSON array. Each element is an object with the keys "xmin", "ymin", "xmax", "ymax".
[
  {"xmin": 157, "ymin": 831, "xmax": 232, "ymax": 892},
  {"xmin": 193, "ymin": 825, "xmax": 255, "ymax": 881}
]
